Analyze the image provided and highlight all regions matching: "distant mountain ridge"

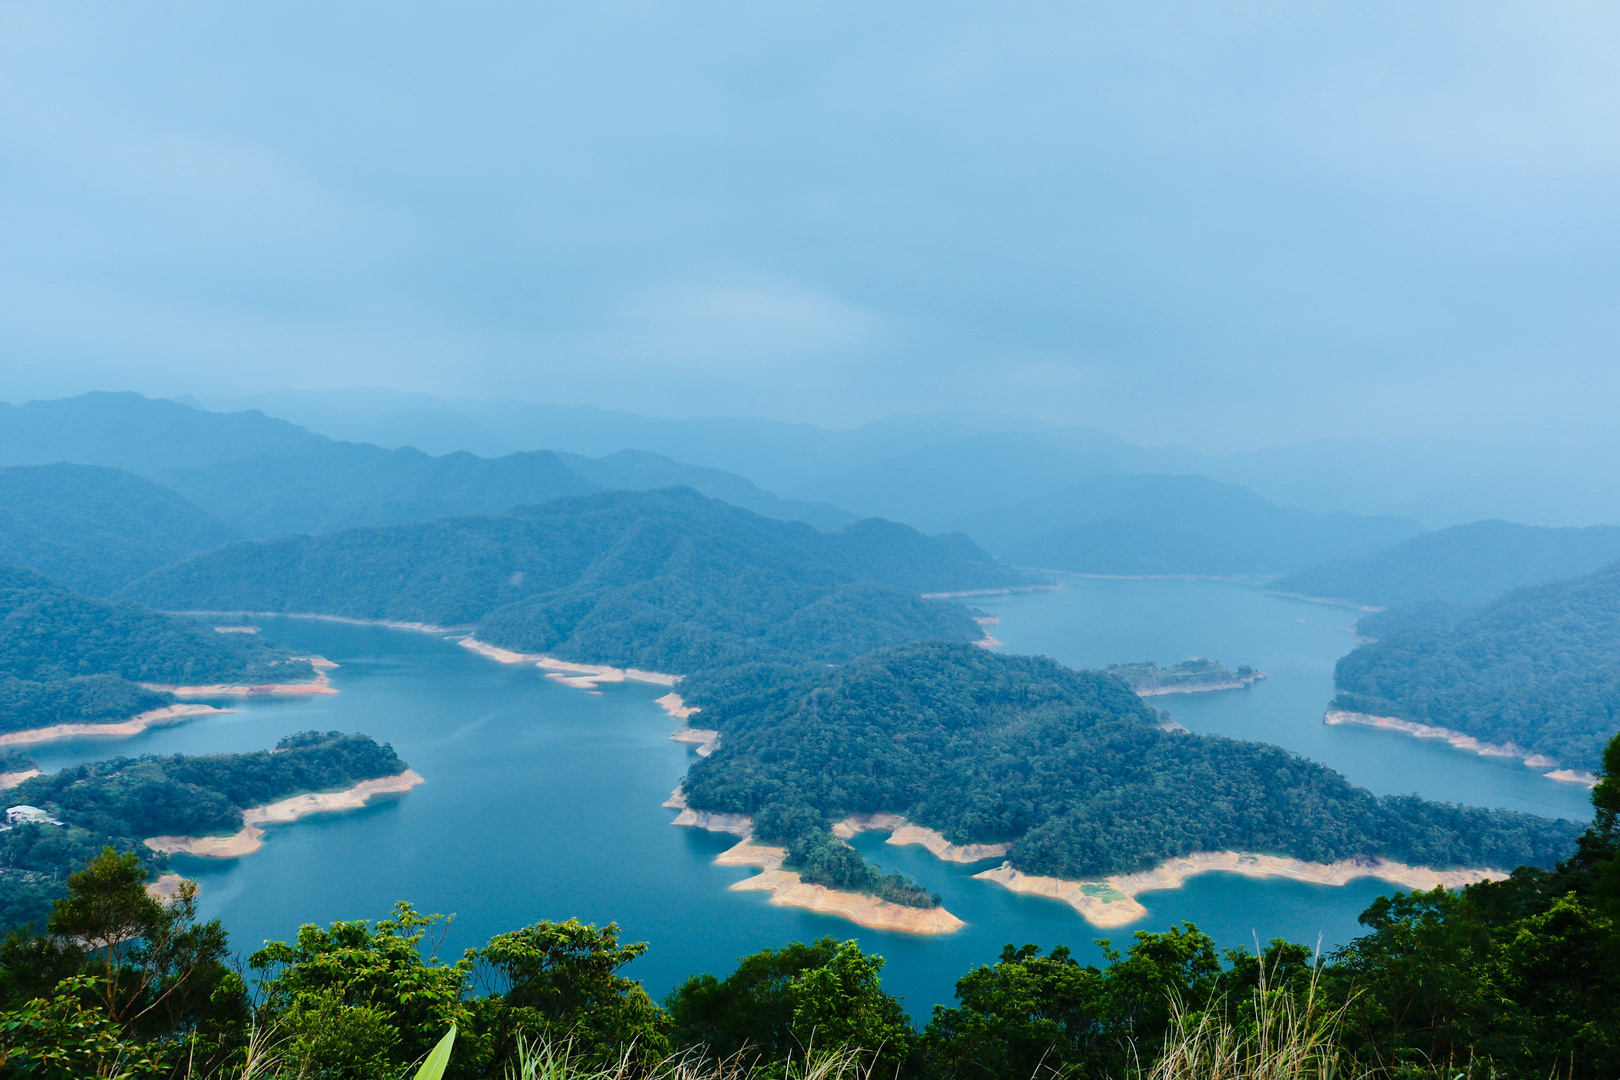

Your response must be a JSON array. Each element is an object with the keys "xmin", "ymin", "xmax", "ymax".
[
  {"xmin": 1273, "ymin": 520, "xmax": 1620, "ymax": 610},
  {"xmin": 124, "ymin": 489, "xmax": 1034, "ymax": 673}
]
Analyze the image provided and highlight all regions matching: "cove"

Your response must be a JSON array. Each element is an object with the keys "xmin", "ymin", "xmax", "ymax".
[{"xmin": 28, "ymin": 579, "xmax": 1593, "ymax": 1022}]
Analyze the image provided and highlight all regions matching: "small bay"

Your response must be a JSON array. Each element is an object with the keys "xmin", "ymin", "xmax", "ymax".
[{"xmin": 30, "ymin": 579, "xmax": 1593, "ymax": 1020}]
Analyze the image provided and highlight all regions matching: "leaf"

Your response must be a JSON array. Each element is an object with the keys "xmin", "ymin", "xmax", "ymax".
[{"xmin": 412, "ymin": 1024, "xmax": 456, "ymax": 1080}]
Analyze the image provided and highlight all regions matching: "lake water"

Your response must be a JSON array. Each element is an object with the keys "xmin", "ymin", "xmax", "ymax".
[{"xmin": 32, "ymin": 578, "xmax": 1595, "ymax": 1022}]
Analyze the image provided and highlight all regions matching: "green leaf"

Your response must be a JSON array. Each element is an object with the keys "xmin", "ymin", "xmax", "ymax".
[{"xmin": 412, "ymin": 1024, "xmax": 456, "ymax": 1080}]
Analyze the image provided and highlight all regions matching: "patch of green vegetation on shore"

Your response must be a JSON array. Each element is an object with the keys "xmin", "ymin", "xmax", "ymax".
[{"xmin": 1105, "ymin": 657, "xmax": 1258, "ymax": 692}]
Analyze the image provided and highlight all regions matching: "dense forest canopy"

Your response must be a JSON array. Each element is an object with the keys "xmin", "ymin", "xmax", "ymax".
[
  {"xmin": 123, "ymin": 489, "xmax": 1027, "ymax": 671},
  {"xmin": 0, "ymin": 463, "xmax": 238, "ymax": 595},
  {"xmin": 0, "ymin": 731, "xmax": 404, "ymax": 929},
  {"xmin": 1273, "ymin": 519, "xmax": 1620, "ymax": 610},
  {"xmin": 682, "ymin": 643, "xmax": 1582, "ymax": 882},
  {"xmin": 1334, "ymin": 558, "xmax": 1620, "ymax": 771},
  {"xmin": 0, "ymin": 563, "xmax": 314, "ymax": 736}
]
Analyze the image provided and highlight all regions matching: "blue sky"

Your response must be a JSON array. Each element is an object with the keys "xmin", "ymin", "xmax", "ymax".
[{"xmin": 2, "ymin": 1, "xmax": 1618, "ymax": 449}]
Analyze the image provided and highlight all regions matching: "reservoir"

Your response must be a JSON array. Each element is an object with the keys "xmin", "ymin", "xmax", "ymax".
[{"xmin": 30, "ymin": 578, "xmax": 1594, "ymax": 1020}]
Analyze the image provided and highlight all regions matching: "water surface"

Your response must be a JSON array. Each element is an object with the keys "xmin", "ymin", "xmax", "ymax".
[{"xmin": 33, "ymin": 582, "xmax": 1593, "ymax": 1021}]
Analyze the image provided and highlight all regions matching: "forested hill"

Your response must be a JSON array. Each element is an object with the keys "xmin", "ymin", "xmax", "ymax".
[
  {"xmin": 1273, "ymin": 519, "xmax": 1620, "ymax": 610},
  {"xmin": 0, "ymin": 731, "xmax": 403, "ymax": 929},
  {"xmin": 681, "ymin": 642, "xmax": 1582, "ymax": 882},
  {"xmin": 1334, "ymin": 559, "xmax": 1620, "ymax": 772},
  {"xmin": 0, "ymin": 564, "xmax": 314, "ymax": 735},
  {"xmin": 124, "ymin": 489, "xmax": 1033, "ymax": 672},
  {"xmin": 0, "ymin": 463, "xmax": 238, "ymax": 595}
]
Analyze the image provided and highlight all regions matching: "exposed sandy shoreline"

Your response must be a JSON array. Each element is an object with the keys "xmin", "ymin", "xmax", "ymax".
[
  {"xmin": 976, "ymin": 851, "xmax": 1508, "ymax": 928},
  {"xmin": 143, "ymin": 676, "xmax": 338, "ymax": 702},
  {"xmin": 165, "ymin": 610, "xmax": 469, "ymax": 634},
  {"xmin": 670, "ymin": 727, "xmax": 721, "ymax": 756},
  {"xmin": 972, "ymin": 616, "xmax": 1004, "ymax": 649},
  {"xmin": 1324, "ymin": 709, "xmax": 1597, "ymax": 786},
  {"xmin": 0, "ymin": 704, "xmax": 236, "ymax": 747},
  {"xmin": 666, "ymin": 796, "xmax": 966, "ymax": 932},
  {"xmin": 0, "ymin": 769, "xmax": 41, "ymax": 790},
  {"xmin": 1262, "ymin": 591, "xmax": 1385, "ymax": 612},
  {"xmin": 833, "ymin": 812, "xmax": 1013, "ymax": 863},
  {"xmin": 457, "ymin": 638, "xmax": 682, "ymax": 689},
  {"xmin": 145, "ymin": 769, "xmax": 425, "ymax": 858},
  {"xmin": 716, "ymin": 839, "xmax": 965, "ymax": 934}
]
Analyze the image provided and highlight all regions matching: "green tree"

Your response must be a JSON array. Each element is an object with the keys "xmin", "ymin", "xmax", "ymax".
[{"xmin": 471, "ymin": 919, "xmax": 669, "ymax": 1074}]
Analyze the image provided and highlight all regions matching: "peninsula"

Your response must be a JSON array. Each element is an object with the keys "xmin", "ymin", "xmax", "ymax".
[
  {"xmin": 1106, "ymin": 658, "xmax": 1265, "ymax": 696},
  {"xmin": 0, "ymin": 703, "xmax": 235, "ymax": 747}
]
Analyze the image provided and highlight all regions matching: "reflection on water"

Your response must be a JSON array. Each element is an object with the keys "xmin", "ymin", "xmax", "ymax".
[{"xmin": 30, "ymin": 582, "xmax": 1593, "ymax": 1020}]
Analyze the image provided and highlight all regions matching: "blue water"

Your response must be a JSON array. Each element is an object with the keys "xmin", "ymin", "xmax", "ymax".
[{"xmin": 31, "ymin": 580, "xmax": 1594, "ymax": 1022}]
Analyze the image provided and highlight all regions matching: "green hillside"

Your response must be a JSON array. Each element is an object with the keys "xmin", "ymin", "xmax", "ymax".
[
  {"xmin": 0, "ymin": 463, "xmax": 238, "ymax": 595},
  {"xmin": 1334, "ymin": 560, "xmax": 1620, "ymax": 771},
  {"xmin": 123, "ymin": 489, "xmax": 1030, "ymax": 671},
  {"xmin": 0, "ymin": 731, "xmax": 404, "ymax": 929},
  {"xmin": 0, "ymin": 564, "xmax": 314, "ymax": 735},
  {"xmin": 1273, "ymin": 519, "xmax": 1620, "ymax": 609},
  {"xmin": 683, "ymin": 642, "xmax": 1581, "ymax": 884}
]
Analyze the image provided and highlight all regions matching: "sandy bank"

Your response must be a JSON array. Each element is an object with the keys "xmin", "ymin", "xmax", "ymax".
[
  {"xmin": 145, "ymin": 873, "xmax": 190, "ymax": 902},
  {"xmin": 1135, "ymin": 671, "xmax": 1266, "ymax": 697},
  {"xmin": 144, "ymin": 672, "xmax": 336, "ymax": 697},
  {"xmin": 921, "ymin": 585, "xmax": 1061, "ymax": 600},
  {"xmin": 1324, "ymin": 709, "xmax": 1595, "ymax": 786},
  {"xmin": 972, "ymin": 616, "xmax": 1004, "ymax": 649},
  {"xmin": 833, "ymin": 813, "xmax": 1013, "ymax": 863},
  {"xmin": 670, "ymin": 727, "xmax": 721, "ymax": 756},
  {"xmin": 167, "ymin": 611, "xmax": 468, "ymax": 634},
  {"xmin": 457, "ymin": 639, "xmax": 682, "ymax": 689},
  {"xmin": 977, "ymin": 851, "xmax": 1508, "ymax": 929},
  {"xmin": 0, "ymin": 704, "xmax": 235, "ymax": 747},
  {"xmin": 717, "ymin": 840, "xmax": 965, "ymax": 934},
  {"xmin": 145, "ymin": 769, "xmax": 425, "ymax": 858},
  {"xmin": 0, "ymin": 769, "xmax": 41, "ymax": 790},
  {"xmin": 656, "ymin": 692, "xmax": 700, "ymax": 722}
]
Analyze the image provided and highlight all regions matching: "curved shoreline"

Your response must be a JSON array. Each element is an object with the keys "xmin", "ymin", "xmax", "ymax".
[
  {"xmin": 0, "ymin": 703, "xmax": 237, "ymax": 747},
  {"xmin": 458, "ymin": 638, "xmax": 681, "ymax": 689},
  {"xmin": 1324, "ymin": 709, "xmax": 1597, "ymax": 786},
  {"xmin": 976, "ymin": 851, "xmax": 1509, "ymax": 929},
  {"xmin": 144, "ymin": 769, "xmax": 425, "ymax": 858},
  {"xmin": 666, "ymin": 797, "xmax": 966, "ymax": 933},
  {"xmin": 832, "ymin": 813, "xmax": 1013, "ymax": 863},
  {"xmin": 1134, "ymin": 671, "xmax": 1266, "ymax": 697},
  {"xmin": 144, "ymin": 671, "xmax": 336, "ymax": 697},
  {"xmin": 162, "ymin": 610, "xmax": 470, "ymax": 634}
]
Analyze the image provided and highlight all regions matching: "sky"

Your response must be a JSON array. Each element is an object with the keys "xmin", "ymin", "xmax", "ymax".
[{"xmin": 2, "ymin": 1, "xmax": 1618, "ymax": 451}]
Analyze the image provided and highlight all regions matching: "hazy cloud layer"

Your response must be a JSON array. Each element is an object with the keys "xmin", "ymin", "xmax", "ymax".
[{"xmin": 2, "ymin": 1, "xmax": 1618, "ymax": 448}]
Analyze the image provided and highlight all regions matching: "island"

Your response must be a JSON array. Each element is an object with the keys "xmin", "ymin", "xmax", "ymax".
[
  {"xmin": 1105, "ymin": 658, "xmax": 1265, "ymax": 696},
  {"xmin": 672, "ymin": 641, "xmax": 1581, "ymax": 927}
]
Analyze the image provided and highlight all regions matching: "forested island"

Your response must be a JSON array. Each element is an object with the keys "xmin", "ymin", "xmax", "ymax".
[
  {"xmin": 0, "ymin": 563, "xmax": 316, "ymax": 737},
  {"xmin": 1105, "ymin": 657, "xmax": 1262, "ymax": 695},
  {"xmin": 124, "ymin": 488, "xmax": 1033, "ymax": 673},
  {"xmin": 677, "ymin": 643, "xmax": 1581, "ymax": 910},
  {"xmin": 1333, "ymin": 558, "xmax": 1620, "ymax": 773},
  {"xmin": 2, "ymin": 733, "xmax": 1614, "ymax": 1080},
  {"xmin": 0, "ymin": 731, "xmax": 408, "ymax": 927}
]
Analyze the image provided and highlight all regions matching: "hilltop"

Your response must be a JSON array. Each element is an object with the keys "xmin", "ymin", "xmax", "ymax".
[{"xmin": 124, "ymin": 489, "xmax": 1033, "ymax": 672}]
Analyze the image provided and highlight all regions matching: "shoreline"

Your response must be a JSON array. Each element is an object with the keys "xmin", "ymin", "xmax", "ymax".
[
  {"xmin": 716, "ymin": 839, "xmax": 966, "ymax": 934},
  {"xmin": 920, "ymin": 584, "xmax": 1062, "ymax": 600},
  {"xmin": 458, "ymin": 638, "xmax": 681, "ymax": 689},
  {"xmin": 1263, "ymin": 590, "xmax": 1384, "ymax": 613},
  {"xmin": 1324, "ymin": 709, "xmax": 1597, "ymax": 787},
  {"xmin": 1133, "ymin": 670, "xmax": 1266, "ymax": 697},
  {"xmin": 832, "ymin": 812, "xmax": 1013, "ymax": 863},
  {"xmin": 0, "ymin": 703, "xmax": 237, "ymax": 747},
  {"xmin": 143, "ymin": 671, "xmax": 337, "ymax": 697},
  {"xmin": 162, "ymin": 610, "xmax": 471, "ymax": 634},
  {"xmin": 144, "ymin": 769, "xmax": 425, "ymax": 858},
  {"xmin": 666, "ymin": 796, "xmax": 966, "ymax": 933},
  {"xmin": 976, "ymin": 851, "xmax": 1508, "ymax": 929}
]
